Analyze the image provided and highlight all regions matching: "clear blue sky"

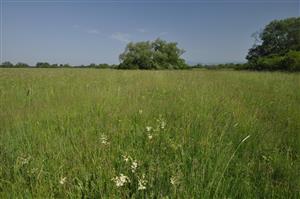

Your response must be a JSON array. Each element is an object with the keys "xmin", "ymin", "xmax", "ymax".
[{"xmin": 1, "ymin": 0, "xmax": 299, "ymax": 65}]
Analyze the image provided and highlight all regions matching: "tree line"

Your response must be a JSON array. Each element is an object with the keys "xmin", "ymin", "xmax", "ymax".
[
  {"xmin": 1, "ymin": 17, "xmax": 299, "ymax": 71},
  {"xmin": 0, "ymin": 62, "xmax": 117, "ymax": 69}
]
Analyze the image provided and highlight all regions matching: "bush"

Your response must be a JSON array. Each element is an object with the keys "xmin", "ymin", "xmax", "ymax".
[
  {"xmin": 282, "ymin": 51, "xmax": 300, "ymax": 71},
  {"xmin": 256, "ymin": 55, "xmax": 285, "ymax": 71},
  {"xmin": 247, "ymin": 51, "xmax": 300, "ymax": 71}
]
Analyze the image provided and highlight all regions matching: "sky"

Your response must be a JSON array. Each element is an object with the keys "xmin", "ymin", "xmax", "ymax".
[{"xmin": 1, "ymin": 0, "xmax": 299, "ymax": 65}]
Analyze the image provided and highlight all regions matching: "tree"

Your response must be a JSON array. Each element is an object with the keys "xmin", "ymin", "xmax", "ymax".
[
  {"xmin": 1, "ymin": 61, "xmax": 14, "ymax": 68},
  {"xmin": 36, "ymin": 62, "xmax": 51, "ymax": 68},
  {"xmin": 119, "ymin": 38, "xmax": 187, "ymax": 69},
  {"xmin": 15, "ymin": 62, "xmax": 29, "ymax": 68},
  {"xmin": 246, "ymin": 17, "xmax": 300, "ymax": 64}
]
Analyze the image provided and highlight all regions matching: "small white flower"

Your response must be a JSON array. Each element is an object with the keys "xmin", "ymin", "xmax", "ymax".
[
  {"xmin": 138, "ymin": 175, "xmax": 147, "ymax": 190},
  {"xmin": 131, "ymin": 161, "xmax": 138, "ymax": 173},
  {"xmin": 139, "ymin": 109, "xmax": 143, "ymax": 114},
  {"xmin": 112, "ymin": 174, "xmax": 130, "ymax": 187},
  {"xmin": 161, "ymin": 121, "xmax": 166, "ymax": 129},
  {"xmin": 100, "ymin": 134, "xmax": 109, "ymax": 145},
  {"xmin": 146, "ymin": 126, "xmax": 152, "ymax": 132},
  {"xmin": 18, "ymin": 156, "xmax": 31, "ymax": 166},
  {"xmin": 60, "ymin": 177, "xmax": 67, "ymax": 185},
  {"xmin": 170, "ymin": 176, "xmax": 178, "ymax": 186},
  {"xmin": 122, "ymin": 155, "xmax": 131, "ymax": 162},
  {"xmin": 148, "ymin": 134, "xmax": 153, "ymax": 140}
]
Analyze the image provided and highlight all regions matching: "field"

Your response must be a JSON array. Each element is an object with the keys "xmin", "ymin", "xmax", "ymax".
[{"xmin": 0, "ymin": 68, "xmax": 299, "ymax": 198}]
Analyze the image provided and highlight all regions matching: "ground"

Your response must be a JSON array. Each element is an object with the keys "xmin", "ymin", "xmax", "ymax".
[{"xmin": 0, "ymin": 69, "xmax": 299, "ymax": 198}]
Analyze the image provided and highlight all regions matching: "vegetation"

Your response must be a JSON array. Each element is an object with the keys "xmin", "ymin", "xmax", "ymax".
[
  {"xmin": 246, "ymin": 17, "xmax": 300, "ymax": 71},
  {"xmin": 0, "ymin": 69, "xmax": 299, "ymax": 198},
  {"xmin": 118, "ymin": 38, "xmax": 187, "ymax": 69}
]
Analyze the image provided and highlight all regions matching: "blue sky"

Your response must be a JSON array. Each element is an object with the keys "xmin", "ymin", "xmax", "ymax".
[{"xmin": 1, "ymin": 0, "xmax": 299, "ymax": 65}]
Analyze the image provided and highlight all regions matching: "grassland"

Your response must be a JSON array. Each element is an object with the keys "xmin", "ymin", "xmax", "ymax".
[{"xmin": 0, "ymin": 68, "xmax": 299, "ymax": 198}]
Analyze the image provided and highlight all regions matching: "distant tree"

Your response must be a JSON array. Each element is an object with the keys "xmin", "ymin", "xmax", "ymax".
[
  {"xmin": 63, "ymin": 64, "xmax": 71, "ymax": 68},
  {"xmin": 119, "ymin": 38, "xmax": 187, "ymax": 69},
  {"xmin": 15, "ymin": 62, "xmax": 29, "ymax": 68},
  {"xmin": 36, "ymin": 62, "xmax": 51, "ymax": 68},
  {"xmin": 1, "ymin": 61, "xmax": 14, "ymax": 68},
  {"xmin": 88, "ymin": 63, "xmax": 97, "ymax": 68},
  {"xmin": 246, "ymin": 17, "xmax": 300, "ymax": 65},
  {"xmin": 98, "ymin": 63, "xmax": 110, "ymax": 68}
]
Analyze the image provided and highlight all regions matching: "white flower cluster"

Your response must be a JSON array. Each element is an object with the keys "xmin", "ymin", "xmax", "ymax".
[
  {"xmin": 138, "ymin": 174, "xmax": 147, "ymax": 190},
  {"xmin": 112, "ymin": 173, "xmax": 130, "ymax": 187},
  {"xmin": 100, "ymin": 134, "xmax": 109, "ymax": 145},
  {"xmin": 59, "ymin": 177, "xmax": 67, "ymax": 185},
  {"xmin": 113, "ymin": 155, "xmax": 148, "ymax": 191},
  {"xmin": 145, "ymin": 115, "xmax": 167, "ymax": 140}
]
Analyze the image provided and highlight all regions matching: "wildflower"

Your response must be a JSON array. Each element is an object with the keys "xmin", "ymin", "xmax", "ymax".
[
  {"xmin": 146, "ymin": 126, "xmax": 152, "ymax": 132},
  {"xmin": 60, "ymin": 177, "xmax": 67, "ymax": 185},
  {"xmin": 112, "ymin": 174, "xmax": 130, "ymax": 187},
  {"xmin": 131, "ymin": 161, "xmax": 138, "ymax": 173},
  {"xmin": 170, "ymin": 176, "xmax": 178, "ymax": 186},
  {"xmin": 139, "ymin": 109, "xmax": 143, "ymax": 114},
  {"xmin": 148, "ymin": 134, "xmax": 153, "ymax": 140},
  {"xmin": 138, "ymin": 174, "xmax": 147, "ymax": 190},
  {"xmin": 161, "ymin": 121, "xmax": 166, "ymax": 129},
  {"xmin": 122, "ymin": 155, "xmax": 131, "ymax": 162},
  {"xmin": 100, "ymin": 134, "xmax": 109, "ymax": 145},
  {"xmin": 18, "ymin": 156, "xmax": 31, "ymax": 166}
]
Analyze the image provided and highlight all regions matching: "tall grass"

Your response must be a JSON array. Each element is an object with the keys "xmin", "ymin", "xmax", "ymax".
[{"xmin": 0, "ymin": 68, "xmax": 299, "ymax": 198}]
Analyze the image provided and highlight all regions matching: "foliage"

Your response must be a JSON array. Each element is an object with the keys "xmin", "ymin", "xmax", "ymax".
[
  {"xmin": 246, "ymin": 51, "xmax": 300, "ymax": 71},
  {"xmin": 119, "ymin": 38, "xmax": 187, "ymax": 69},
  {"xmin": 247, "ymin": 17, "xmax": 300, "ymax": 62},
  {"xmin": 36, "ymin": 62, "xmax": 51, "ymax": 68},
  {"xmin": 0, "ymin": 69, "xmax": 299, "ymax": 198},
  {"xmin": 0, "ymin": 62, "xmax": 31, "ymax": 68},
  {"xmin": 246, "ymin": 17, "xmax": 300, "ymax": 71}
]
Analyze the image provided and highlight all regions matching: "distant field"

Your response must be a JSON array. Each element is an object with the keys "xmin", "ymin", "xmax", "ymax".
[{"xmin": 0, "ymin": 68, "xmax": 299, "ymax": 198}]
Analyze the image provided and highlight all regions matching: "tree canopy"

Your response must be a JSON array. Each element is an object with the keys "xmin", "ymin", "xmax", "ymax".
[
  {"xmin": 118, "ymin": 38, "xmax": 187, "ymax": 69},
  {"xmin": 246, "ymin": 17, "xmax": 300, "ymax": 71}
]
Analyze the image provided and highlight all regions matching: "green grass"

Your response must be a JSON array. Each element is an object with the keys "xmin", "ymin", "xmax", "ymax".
[{"xmin": 0, "ymin": 68, "xmax": 299, "ymax": 198}]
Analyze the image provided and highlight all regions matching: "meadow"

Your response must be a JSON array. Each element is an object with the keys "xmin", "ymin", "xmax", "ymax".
[{"xmin": 0, "ymin": 68, "xmax": 299, "ymax": 198}]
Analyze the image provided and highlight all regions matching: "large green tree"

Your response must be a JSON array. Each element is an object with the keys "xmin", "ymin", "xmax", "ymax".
[
  {"xmin": 246, "ymin": 17, "xmax": 300, "ymax": 63},
  {"xmin": 118, "ymin": 38, "xmax": 187, "ymax": 69}
]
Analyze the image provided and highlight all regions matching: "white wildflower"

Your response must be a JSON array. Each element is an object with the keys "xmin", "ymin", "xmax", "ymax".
[
  {"xmin": 161, "ymin": 121, "xmax": 166, "ymax": 129},
  {"xmin": 148, "ymin": 134, "xmax": 153, "ymax": 140},
  {"xmin": 100, "ymin": 134, "xmax": 109, "ymax": 145},
  {"xmin": 139, "ymin": 109, "xmax": 143, "ymax": 114},
  {"xmin": 138, "ymin": 174, "xmax": 147, "ymax": 190},
  {"xmin": 131, "ymin": 161, "xmax": 138, "ymax": 173},
  {"xmin": 122, "ymin": 155, "xmax": 131, "ymax": 162},
  {"xmin": 59, "ymin": 177, "xmax": 67, "ymax": 185},
  {"xmin": 170, "ymin": 176, "xmax": 178, "ymax": 186},
  {"xmin": 146, "ymin": 126, "xmax": 152, "ymax": 132},
  {"xmin": 112, "ymin": 173, "xmax": 130, "ymax": 187},
  {"xmin": 18, "ymin": 156, "xmax": 31, "ymax": 166}
]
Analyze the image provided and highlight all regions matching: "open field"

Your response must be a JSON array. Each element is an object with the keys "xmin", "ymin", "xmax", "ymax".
[{"xmin": 0, "ymin": 69, "xmax": 299, "ymax": 198}]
